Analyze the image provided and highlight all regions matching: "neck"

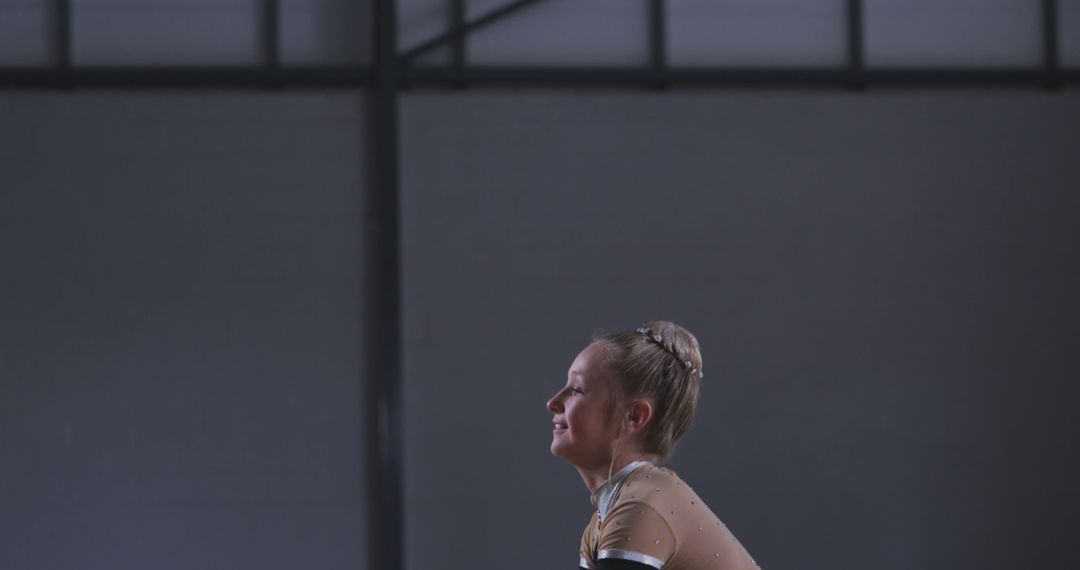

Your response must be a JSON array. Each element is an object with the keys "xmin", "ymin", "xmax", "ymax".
[{"xmin": 576, "ymin": 451, "xmax": 660, "ymax": 495}]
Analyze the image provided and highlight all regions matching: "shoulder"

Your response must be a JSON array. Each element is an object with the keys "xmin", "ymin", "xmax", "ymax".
[
  {"xmin": 581, "ymin": 510, "xmax": 600, "ymax": 567},
  {"xmin": 601, "ymin": 465, "xmax": 690, "ymax": 531},
  {"xmin": 593, "ymin": 468, "xmax": 681, "ymax": 565},
  {"xmin": 617, "ymin": 464, "xmax": 690, "ymax": 506},
  {"xmin": 609, "ymin": 464, "xmax": 712, "ymax": 531},
  {"xmin": 582, "ymin": 510, "xmax": 600, "ymax": 541}
]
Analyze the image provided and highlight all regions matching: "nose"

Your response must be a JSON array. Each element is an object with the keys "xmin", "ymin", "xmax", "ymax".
[{"xmin": 547, "ymin": 389, "xmax": 564, "ymax": 414}]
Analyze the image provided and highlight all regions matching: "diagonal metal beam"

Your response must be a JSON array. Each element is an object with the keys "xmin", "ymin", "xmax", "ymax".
[{"xmin": 400, "ymin": 0, "xmax": 551, "ymax": 62}]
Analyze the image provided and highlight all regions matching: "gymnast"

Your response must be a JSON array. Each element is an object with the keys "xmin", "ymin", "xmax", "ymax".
[{"xmin": 547, "ymin": 321, "xmax": 759, "ymax": 569}]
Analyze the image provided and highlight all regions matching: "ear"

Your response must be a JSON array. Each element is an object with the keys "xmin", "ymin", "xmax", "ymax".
[{"xmin": 624, "ymin": 398, "xmax": 654, "ymax": 435}]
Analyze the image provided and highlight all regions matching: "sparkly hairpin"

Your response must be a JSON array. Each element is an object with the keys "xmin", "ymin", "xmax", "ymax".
[
  {"xmin": 636, "ymin": 326, "xmax": 663, "ymax": 344},
  {"xmin": 636, "ymin": 326, "xmax": 702, "ymax": 379}
]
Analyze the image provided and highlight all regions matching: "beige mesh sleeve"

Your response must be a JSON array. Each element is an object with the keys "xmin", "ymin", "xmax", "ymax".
[
  {"xmin": 595, "ymin": 501, "xmax": 676, "ymax": 569},
  {"xmin": 580, "ymin": 513, "xmax": 598, "ymax": 569}
]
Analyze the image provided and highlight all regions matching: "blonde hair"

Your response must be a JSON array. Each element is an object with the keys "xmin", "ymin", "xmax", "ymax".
[{"xmin": 596, "ymin": 320, "xmax": 704, "ymax": 461}]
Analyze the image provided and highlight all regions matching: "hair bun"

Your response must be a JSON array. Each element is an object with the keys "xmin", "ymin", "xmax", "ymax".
[{"xmin": 636, "ymin": 324, "xmax": 703, "ymax": 379}]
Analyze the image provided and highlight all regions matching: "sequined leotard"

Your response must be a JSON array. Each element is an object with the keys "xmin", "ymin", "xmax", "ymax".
[{"xmin": 579, "ymin": 461, "xmax": 759, "ymax": 570}]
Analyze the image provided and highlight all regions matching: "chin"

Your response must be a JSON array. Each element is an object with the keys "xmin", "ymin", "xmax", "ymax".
[{"xmin": 551, "ymin": 440, "xmax": 579, "ymax": 463}]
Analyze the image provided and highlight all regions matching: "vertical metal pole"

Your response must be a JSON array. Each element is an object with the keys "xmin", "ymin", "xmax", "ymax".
[
  {"xmin": 649, "ymin": 0, "xmax": 667, "ymax": 88},
  {"xmin": 264, "ymin": 0, "xmax": 281, "ymax": 66},
  {"xmin": 450, "ymin": 0, "xmax": 466, "ymax": 85},
  {"xmin": 1042, "ymin": 0, "xmax": 1060, "ymax": 90},
  {"xmin": 56, "ymin": 0, "xmax": 72, "ymax": 86},
  {"xmin": 847, "ymin": 0, "xmax": 865, "ymax": 89},
  {"xmin": 365, "ymin": 2, "xmax": 403, "ymax": 570},
  {"xmin": 263, "ymin": 0, "xmax": 281, "ymax": 85}
]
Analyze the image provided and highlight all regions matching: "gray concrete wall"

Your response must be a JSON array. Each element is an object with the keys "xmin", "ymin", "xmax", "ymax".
[
  {"xmin": 2, "ymin": 88, "xmax": 1078, "ymax": 570},
  {"xmin": 401, "ymin": 90, "xmax": 1080, "ymax": 570},
  {"xmin": 0, "ymin": 92, "xmax": 369, "ymax": 570}
]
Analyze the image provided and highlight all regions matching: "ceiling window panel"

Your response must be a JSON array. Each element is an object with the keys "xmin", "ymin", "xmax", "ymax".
[
  {"xmin": 865, "ymin": 0, "xmax": 1042, "ymax": 67},
  {"xmin": 0, "ymin": 0, "xmax": 54, "ymax": 66},
  {"xmin": 669, "ymin": 0, "xmax": 847, "ymax": 67},
  {"xmin": 74, "ymin": 0, "xmax": 262, "ymax": 66},
  {"xmin": 398, "ymin": 0, "xmax": 451, "ymax": 65},
  {"xmin": 280, "ymin": 0, "xmax": 371, "ymax": 65},
  {"xmin": 467, "ymin": 0, "xmax": 647, "ymax": 66}
]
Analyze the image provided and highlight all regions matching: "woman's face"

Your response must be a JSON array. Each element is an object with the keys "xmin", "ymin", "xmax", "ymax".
[{"xmin": 547, "ymin": 342, "xmax": 621, "ymax": 470}]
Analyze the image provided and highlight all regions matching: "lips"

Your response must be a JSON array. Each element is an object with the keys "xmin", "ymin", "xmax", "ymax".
[{"xmin": 552, "ymin": 419, "xmax": 568, "ymax": 433}]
